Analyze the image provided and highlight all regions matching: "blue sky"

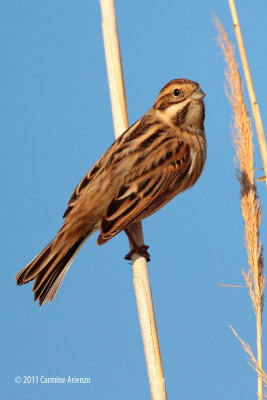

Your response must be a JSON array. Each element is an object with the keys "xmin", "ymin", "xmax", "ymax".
[{"xmin": 2, "ymin": 1, "xmax": 267, "ymax": 399}]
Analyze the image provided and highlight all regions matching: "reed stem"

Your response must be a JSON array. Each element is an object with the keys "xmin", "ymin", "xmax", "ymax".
[
  {"xmin": 228, "ymin": 0, "xmax": 267, "ymax": 184},
  {"xmin": 99, "ymin": 1, "xmax": 167, "ymax": 398},
  {"xmin": 256, "ymin": 308, "xmax": 263, "ymax": 399}
]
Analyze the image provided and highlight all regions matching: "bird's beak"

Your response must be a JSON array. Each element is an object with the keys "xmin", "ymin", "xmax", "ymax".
[{"xmin": 190, "ymin": 88, "xmax": 205, "ymax": 100}]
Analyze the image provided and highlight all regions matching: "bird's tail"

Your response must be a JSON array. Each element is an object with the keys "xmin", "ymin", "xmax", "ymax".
[{"xmin": 15, "ymin": 235, "xmax": 87, "ymax": 306}]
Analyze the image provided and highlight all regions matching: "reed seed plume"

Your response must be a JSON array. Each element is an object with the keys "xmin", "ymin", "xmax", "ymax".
[
  {"xmin": 214, "ymin": 15, "xmax": 264, "ymax": 321},
  {"xmin": 214, "ymin": 15, "xmax": 265, "ymax": 400}
]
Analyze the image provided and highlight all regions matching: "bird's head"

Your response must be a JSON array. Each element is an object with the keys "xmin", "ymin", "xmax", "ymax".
[{"xmin": 154, "ymin": 79, "xmax": 205, "ymax": 134}]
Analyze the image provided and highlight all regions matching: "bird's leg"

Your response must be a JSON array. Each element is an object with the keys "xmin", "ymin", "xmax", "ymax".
[{"xmin": 124, "ymin": 228, "xmax": 150, "ymax": 262}]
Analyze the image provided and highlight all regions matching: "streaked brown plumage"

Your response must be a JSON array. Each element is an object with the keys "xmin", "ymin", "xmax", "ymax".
[{"xmin": 16, "ymin": 79, "xmax": 207, "ymax": 305}]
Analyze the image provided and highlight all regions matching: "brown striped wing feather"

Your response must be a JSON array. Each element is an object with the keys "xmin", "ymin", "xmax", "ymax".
[
  {"xmin": 62, "ymin": 119, "xmax": 141, "ymax": 219},
  {"xmin": 97, "ymin": 142, "xmax": 191, "ymax": 244},
  {"xmin": 63, "ymin": 160, "xmax": 103, "ymax": 218}
]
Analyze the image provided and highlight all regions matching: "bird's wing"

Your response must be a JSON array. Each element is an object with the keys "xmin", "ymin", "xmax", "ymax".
[
  {"xmin": 63, "ymin": 159, "xmax": 103, "ymax": 218},
  {"xmin": 62, "ymin": 119, "xmax": 141, "ymax": 218},
  {"xmin": 97, "ymin": 141, "xmax": 191, "ymax": 244}
]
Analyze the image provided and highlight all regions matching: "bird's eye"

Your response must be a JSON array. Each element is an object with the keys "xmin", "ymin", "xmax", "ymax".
[{"xmin": 173, "ymin": 88, "xmax": 180, "ymax": 96}]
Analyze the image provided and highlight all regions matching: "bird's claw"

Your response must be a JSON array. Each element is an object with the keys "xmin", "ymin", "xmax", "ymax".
[{"xmin": 124, "ymin": 245, "xmax": 150, "ymax": 262}]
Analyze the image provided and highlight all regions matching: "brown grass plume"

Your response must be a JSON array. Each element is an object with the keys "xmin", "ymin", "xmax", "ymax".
[{"xmin": 214, "ymin": 15, "xmax": 265, "ymax": 400}]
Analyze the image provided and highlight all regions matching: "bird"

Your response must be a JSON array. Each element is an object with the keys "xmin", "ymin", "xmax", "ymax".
[{"xmin": 15, "ymin": 78, "xmax": 206, "ymax": 305}]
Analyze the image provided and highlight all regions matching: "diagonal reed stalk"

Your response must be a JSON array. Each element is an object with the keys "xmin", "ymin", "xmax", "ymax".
[
  {"xmin": 214, "ymin": 16, "xmax": 265, "ymax": 400},
  {"xmin": 228, "ymin": 0, "xmax": 267, "ymax": 184},
  {"xmin": 99, "ymin": 1, "xmax": 167, "ymax": 399}
]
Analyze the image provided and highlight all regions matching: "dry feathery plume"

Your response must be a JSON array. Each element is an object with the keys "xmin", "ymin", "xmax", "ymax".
[
  {"xmin": 214, "ymin": 15, "xmax": 265, "ymax": 400},
  {"xmin": 214, "ymin": 14, "xmax": 265, "ymax": 323}
]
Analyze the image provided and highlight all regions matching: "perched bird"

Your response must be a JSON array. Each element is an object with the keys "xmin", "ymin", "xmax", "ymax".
[{"xmin": 16, "ymin": 79, "xmax": 206, "ymax": 305}]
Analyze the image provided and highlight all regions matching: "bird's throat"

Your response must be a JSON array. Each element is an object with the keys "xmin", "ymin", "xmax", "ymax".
[{"xmin": 174, "ymin": 100, "xmax": 205, "ymax": 135}]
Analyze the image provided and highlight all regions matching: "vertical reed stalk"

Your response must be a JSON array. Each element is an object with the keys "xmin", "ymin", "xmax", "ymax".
[
  {"xmin": 228, "ymin": 0, "xmax": 267, "ymax": 184},
  {"xmin": 215, "ymin": 16, "xmax": 265, "ymax": 400},
  {"xmin": 256, "ymin": 307, "xmax": 263, "ymax": 398},
  {"xmin": 99, "ymin": 1, "xmax": 167, "ymax": 398}
]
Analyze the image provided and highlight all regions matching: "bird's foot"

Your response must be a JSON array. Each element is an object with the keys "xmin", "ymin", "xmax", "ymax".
[{"xmin": 124, "ymin": 245, "xmax": 150, "ymax": 262}]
